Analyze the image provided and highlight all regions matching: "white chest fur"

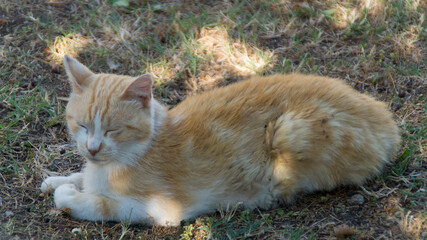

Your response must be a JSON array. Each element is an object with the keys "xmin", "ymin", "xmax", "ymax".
[{"xmin": 82, "ymin": 162, "xmax": 116, "ymax": 194}]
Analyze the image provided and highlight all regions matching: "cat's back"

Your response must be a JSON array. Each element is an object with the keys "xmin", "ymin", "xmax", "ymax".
[
  {"xmin": 165, "ymin": 73, "xmax": 400, "ymax": 165},
  {"xmin": 170, "ymin": 73, "xmax": 391, "ymax": 123}
]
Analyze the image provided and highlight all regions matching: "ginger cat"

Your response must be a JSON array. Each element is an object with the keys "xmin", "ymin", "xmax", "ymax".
[{"xmin": 40, "ymin": 55, "xmax": 401, "ymax": 226}]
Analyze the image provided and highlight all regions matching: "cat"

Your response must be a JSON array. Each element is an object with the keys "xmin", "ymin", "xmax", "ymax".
[{"xmin": 40, "ymin": 55, "xmax": 401, "ymax": 226}]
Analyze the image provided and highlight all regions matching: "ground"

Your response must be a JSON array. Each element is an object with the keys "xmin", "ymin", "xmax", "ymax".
[{"xmin": 0, "ymin": 0, "xmax": 426, "ymax": 239}]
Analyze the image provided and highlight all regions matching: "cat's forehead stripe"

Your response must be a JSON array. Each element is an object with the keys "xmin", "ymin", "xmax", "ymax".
[
  {"xmin": 101, "ymin": 78, "xmax": 123, "ymax": 121},
  {"xmin": 86, "ymin": 75, "xmax": 120, "ymax": 122},
  {"xmin": 88, "ymin": 76, "xmax": 102, "ymax": 120}
]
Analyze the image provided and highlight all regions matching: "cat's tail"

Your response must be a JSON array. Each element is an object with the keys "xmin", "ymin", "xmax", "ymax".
[
  {"xmin": 265, "ymin": 111, "xmax": 400, "ymax": 200},
  {"xmin": 266, "ymin": 112, "xmax": 335, "ymax": 163}
]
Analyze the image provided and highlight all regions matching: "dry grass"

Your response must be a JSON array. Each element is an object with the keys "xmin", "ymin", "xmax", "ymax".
[
  {"xmin": 399, "ymin": 210, "xmax": 427, "ymax": 240},
  {"xmin": 0, "ymin": 0, "xmax": 426, "ymax": 239},
  {"xmin": 46, "ymin": 34, "xmax": 91, "ymax": 64}
]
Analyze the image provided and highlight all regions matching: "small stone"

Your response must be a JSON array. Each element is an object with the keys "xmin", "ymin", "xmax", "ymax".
[
  {"xmin": 71, "ymin": 228, "xmax": 82, "ymax": 234},
  {"xmin": 349, "ymin": 194, "xmax": 365, "ymax": 205},
  {"xmin": 5, "ymin": 211, "xmax": 14, "ymax": 217}
]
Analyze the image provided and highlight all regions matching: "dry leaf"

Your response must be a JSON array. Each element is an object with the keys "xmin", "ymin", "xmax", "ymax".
[
  {"xmin": 49, "ymin": 208, "xmax": 63, "ymax": 217},
  {"xmin": 334, "ymin": 224, "xmax": 356, "ymax": 238},
  {"xmin": 62, "ymin": 207, "xmax": 71, "ymax": 215}
]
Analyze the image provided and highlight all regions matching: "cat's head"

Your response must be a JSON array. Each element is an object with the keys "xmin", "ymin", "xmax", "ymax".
[{"xmin": 63, "ymin": 55, "xmax": 163, "ymax": 165}]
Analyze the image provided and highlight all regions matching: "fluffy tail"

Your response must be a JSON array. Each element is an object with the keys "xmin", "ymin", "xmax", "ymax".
[{"xmin": 265, "ymin": 111, "xmax": 400, "ymax": 200}]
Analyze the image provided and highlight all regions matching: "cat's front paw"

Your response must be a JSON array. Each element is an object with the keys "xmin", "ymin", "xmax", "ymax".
[
  {"xmin": 41, "ymin": 173, "xmax": 84, "ymax": 194},
  {"xmin": 54, "ymin": 183, "xmax": 80, "ymax": 209},
  {"xmin": 40, "ymin": 176, "xmax": 66, "ymax": 193}
]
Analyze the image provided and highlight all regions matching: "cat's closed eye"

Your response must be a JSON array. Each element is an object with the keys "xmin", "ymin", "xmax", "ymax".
[
  {"xmin": 78, "ymin": 124, "xmax": 88, "ymax": 132},
  {"xmin": 104, "ymin": 129, "xmax": 121, "ymax": 136}
]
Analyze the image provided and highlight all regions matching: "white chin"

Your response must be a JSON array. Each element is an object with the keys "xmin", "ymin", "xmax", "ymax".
[{"xmin": 89, "ymin": 159, "xmax": 110, "ymax": 166}]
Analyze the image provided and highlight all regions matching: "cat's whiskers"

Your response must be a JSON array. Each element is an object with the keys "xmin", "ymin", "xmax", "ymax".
[{"xmin": 110, "ymin": 148, "xmax": 143, "ymax": 166}]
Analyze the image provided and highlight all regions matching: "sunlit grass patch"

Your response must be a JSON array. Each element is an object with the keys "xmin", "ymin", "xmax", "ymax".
[
  {"xmin": 176, "ymin": 26, "xmax": 275, "ymax": 93},
  {"xmin": 399, "ymin": 210, "xmax": 427, "ymax": 240},
  {"xmin": 196, "ymin": 27, "xmax": 273, "ymax": 76},
  {"xmin": 392, "ymin": 24, "xmax": 424, "ymax": 63},
  {"xmin": 46, "ymin": 34, "xmax": 91, "ymax": 64},
  {"xmin": 149, "ymin": 57, "xmax": 185, "ymax": 84}
]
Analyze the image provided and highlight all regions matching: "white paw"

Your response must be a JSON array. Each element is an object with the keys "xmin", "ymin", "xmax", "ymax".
[
  {"xmin": 40, "ymin": 176, "xmax": 67, "ymax": 193},
  {"xmin": 54, "ymin": 184, "xmax": 80, "ymax": 209}
]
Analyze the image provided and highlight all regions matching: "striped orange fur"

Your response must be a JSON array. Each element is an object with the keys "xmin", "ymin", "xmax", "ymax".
[{"xmin": 40, "ymin": 55, "xmax": 401, "ymax": 226}]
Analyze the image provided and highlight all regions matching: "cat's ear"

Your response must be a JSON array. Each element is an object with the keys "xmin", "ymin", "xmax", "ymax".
[
  {"xmin": 121, "ymin": 74, "xmax": 152, "ymax": 108},
  {"xmin": 63, "ymin": 55, "xmax": 94, "ymax": 93}
]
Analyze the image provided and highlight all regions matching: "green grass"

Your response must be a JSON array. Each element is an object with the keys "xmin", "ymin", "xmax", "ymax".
[{"xmin": 0, "ymin": 83, "xmax": 63, "ymax": 177}]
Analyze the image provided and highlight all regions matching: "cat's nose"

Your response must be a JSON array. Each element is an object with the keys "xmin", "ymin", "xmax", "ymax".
[
  {"xmin": 86, "ymin": 138, "xmax": 102, "ymax": 156},
  {"xmin": 88, "ymin": 148, "xmax": 99, "ymax": 156}
]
